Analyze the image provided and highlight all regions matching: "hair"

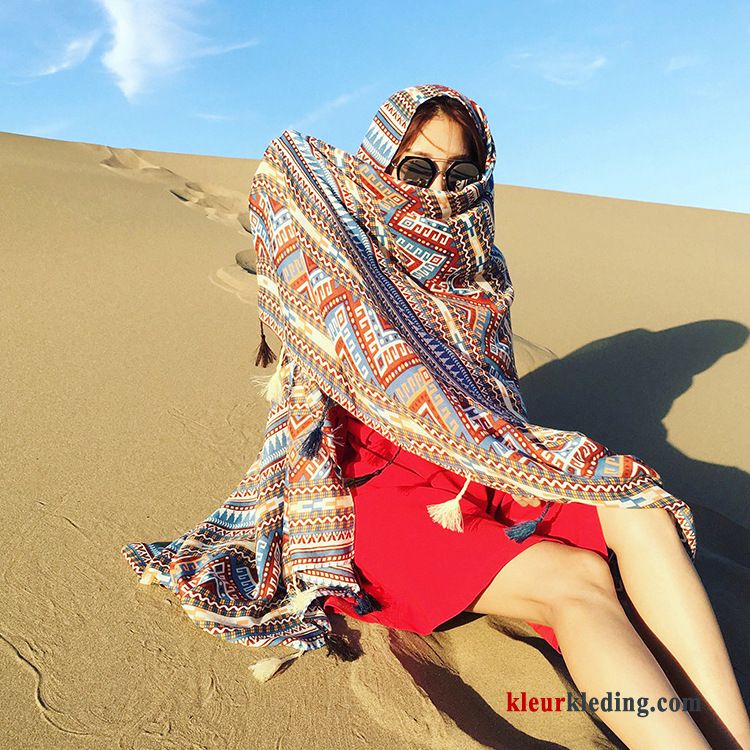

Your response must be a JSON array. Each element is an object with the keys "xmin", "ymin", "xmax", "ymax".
[{"xmin": 393, "ymin": 95, "xmax": 486, "ymax": 172}]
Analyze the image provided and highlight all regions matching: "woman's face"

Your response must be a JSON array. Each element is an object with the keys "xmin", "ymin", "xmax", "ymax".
[{"xmin": 387, "ymin": 114, "xmax": 473, "ymax": 191}]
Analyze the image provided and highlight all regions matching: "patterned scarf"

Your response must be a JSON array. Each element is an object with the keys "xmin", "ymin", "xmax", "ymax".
[{"xmin": 122, "ymin": 83, "xmax": 697, "ymax": 682}]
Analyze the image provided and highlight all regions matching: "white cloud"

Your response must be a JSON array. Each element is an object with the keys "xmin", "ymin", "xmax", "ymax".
[
  {"xmin": 687, "ymin": 80, "xmax": 728, "ymax": 99},
  {"xmin": 95, "ymin": 0, "xmax": 259, "ymax": 100},
  {"xmin": 192, "ymin": 112, "xmax": 235, "ymax": 121},
  {"xmin": 34, "ymin": 31, "xmax": 101, "ymax": 76},
  {"xmin": 509, "ymin": 50, "xmax": 607, "ymax": 87},
  {"xmin": 665, "ymin": 55, "xmax": 706, "ymax": 72},
  {"xmin": 198, "ymin": 39, "xmax": 259, "ymax": 56},
  {"xmin": 289, "ymin": 83, "xmax": 378, "ymax": 131}
]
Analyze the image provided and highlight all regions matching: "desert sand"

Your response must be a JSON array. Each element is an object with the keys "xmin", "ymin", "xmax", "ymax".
[{"xmin": 1, "ymin": 128, "xmax": 748, "ymax": 749}]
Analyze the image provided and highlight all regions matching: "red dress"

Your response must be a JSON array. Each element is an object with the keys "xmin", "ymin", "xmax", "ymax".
[{"xmin": 322, "ymin": 404, "xmax": 612, "ymax": 654}]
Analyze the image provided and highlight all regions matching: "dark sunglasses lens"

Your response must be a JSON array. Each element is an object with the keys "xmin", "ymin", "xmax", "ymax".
[
  {"xmin": 397, "ymin": 157, "xmax": 434, "ymax": 187},
  {"xmin": 446, "ymin": 161, "xmax": 481, "ymax": 190}
]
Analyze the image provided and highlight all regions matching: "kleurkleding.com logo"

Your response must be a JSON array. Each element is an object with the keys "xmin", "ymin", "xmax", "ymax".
[{"xmin": 505, "ymin": 691, "xmax": 701, "ymax": 719}]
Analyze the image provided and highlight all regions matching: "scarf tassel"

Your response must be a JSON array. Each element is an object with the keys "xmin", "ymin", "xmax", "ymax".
[
  {"xmin": 250, "ymin": 342, "xmax": 287, "ymax": 404},
  {"xmin": 248, "ymin": 650, "xmax": 303, "ymax": 683},
  {"xmin": 426, "ymin": 476, "xmax": 472, "ymax": 532},
  {"xmin": 247, "ymin": 630, "xmax": 362, "ymax": 682},
  {"xmin": 286, "ymin": 583, "xmax": 324, "ymax": 617},
  {"xmin": 138, "ymin": 565, "xmax": 159, "ymax": 586},
  {"xmin": 263, "ymin": 363, "xmax": 284, "ymax": 404},
  {"xmin": 254, "ymin": 319, "xmax": 277, "ymax": 368},
  {"xmin": 353, "ymin": 589, "xmax": 382, "ymax": 614},
  {"xmin": 504, "ymin": 500, "xmax": 553, "ymax": 543},
  {"xmin": 323, "ymin": 631, "xmax": 360, "ymax": 661},
  {"xmin": 342, "ymin": 447, "xmax": 401, "ymax": 488},
  {"xmin": 300, "ymin": 394, "xmax": 332, "ymax": 459}
]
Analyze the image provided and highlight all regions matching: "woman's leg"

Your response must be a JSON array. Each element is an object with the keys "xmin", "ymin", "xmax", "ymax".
[
  {"xmin": 466, "ymin": 540, "xmax": 711, "ymax": 749},
  {"xmin": 597, "ymin": 505, "xmax": 750, "ymax": 749}
]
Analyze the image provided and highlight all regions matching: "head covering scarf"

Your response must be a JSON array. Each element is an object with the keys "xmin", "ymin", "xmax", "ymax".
[{"xmin": 121, "ymin": 83, "xmax": 697, "ymax": 682}]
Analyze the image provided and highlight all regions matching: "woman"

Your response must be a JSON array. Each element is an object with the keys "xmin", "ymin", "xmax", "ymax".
[
  {"xmin": 122, "ymin": 85, "xmax": 749, "ymax": 749},
  {"xmin": 316, "ymin": 92, "xmax": 750, "ymax": 749}
]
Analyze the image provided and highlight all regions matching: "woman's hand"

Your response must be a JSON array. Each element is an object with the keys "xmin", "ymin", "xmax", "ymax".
[{"xmin": 508, "ymin": 493, "xmax": 543, "ymax": 508}]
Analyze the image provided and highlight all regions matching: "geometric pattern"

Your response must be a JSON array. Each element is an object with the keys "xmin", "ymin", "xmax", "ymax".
[{"xmin": 121, "ymin": 83, "xmax": 697, "ymax": 657}]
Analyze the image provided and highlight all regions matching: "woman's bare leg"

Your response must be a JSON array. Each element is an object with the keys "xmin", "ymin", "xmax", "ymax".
[
  {"xmin": 466, "ymin": 540, "xmax": 711, "ymax": 749},
  {"xmin": 597, "ymin": 505, "xmax": 750, "ymax": 749}
]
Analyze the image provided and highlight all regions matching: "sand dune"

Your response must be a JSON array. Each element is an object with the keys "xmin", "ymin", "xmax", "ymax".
[{"xmin": 1, "ymin": 129, "xmax": 747, "ymax": 749}]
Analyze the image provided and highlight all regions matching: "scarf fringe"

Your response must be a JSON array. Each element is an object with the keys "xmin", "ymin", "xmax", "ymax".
[
  {"xmin": 263, "ymin": 367, "xmax": 284, "ymax": 403},
  {"xmin": 286, "ymin": 583, "xmax": 323, "ymax": 617},
  {"xmin": 323, "ymin": 631, "xmax": 360, "ymax": 661},
  {"xmin": 300, "ymin": 394, "xmax": 332, "ymax": 458},
  {"xmin": 342, "ymin": 446, "xmax": 402, "ymax": 488},
  {"xmin": 138, "ymin": 565, "xmax": 159, "ymax": 586},
  {"xmin": 248, "ymin": 631, "xmax": 361, "ymax": 683},
  {"xmin": 504, "ymin": 500, "xmax": 553, "ymax": 543},
  {"xmin": 353, "ymin": 589, "xmax": 382, "ymax": 614},
  {"xmin": 250, "ymin": 342, "xmax": 288, "ymax": 404},
  {"xmin": 248, "ymin": 650, "xmax": 303, "ymax": 683},
  {"xmin": 254, "ymin": 319, "xmax": 277, "ymax": 368},
  {"xmin": 426, "ymin": 476, "xmax": 471, "ymax": 532}
]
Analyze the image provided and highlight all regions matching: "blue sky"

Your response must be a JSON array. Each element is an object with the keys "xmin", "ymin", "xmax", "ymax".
[{"xmin": 1, "ymin": 0, "xmax": 749, "ymax": 213}]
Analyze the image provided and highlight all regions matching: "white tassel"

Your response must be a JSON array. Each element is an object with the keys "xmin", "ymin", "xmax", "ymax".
[
  {"xmin": 426, "ymin": 476, "xmax": 471, "ymax": 532},
  {"xmin": 258, "ymin": 581, "xmax": 323, "ymax": 625},
  {"xmin": 264, "ymin": 365, "xmax": 284, "ymax": 403},
  {"xmin": 248, "ymin": 651, "xmax": 303, "ymax": 683},
  {"xmin": 286, "ymin": 584, "xmax": 323, "ymax": 616},
  {"xmin": 139, "ymin": 565, "xmax": 159, "ymax": 585},
  {"xmin": 251, "ymin": 343, "xmax": 287, "ymax": 403},
  {"xmin": 250, "ymin": 374, "xmax": 272, "ymax": 397}
]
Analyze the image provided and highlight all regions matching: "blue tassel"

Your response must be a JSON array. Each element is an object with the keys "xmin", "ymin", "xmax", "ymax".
[
  {"xmin": 505, "ymin": 500, "xmax": 553, "ymax": 543},
  {"xmin": 323, "ymin": 631, "xmax": 360, "ymax": 661},
  {"xmin": 300, "ymin": 422, "xmax": 324, "ymax": 458},
  {"xmin": 354, "ymin": 590, "xmax": 382, "ymax": 614},
  {"xmin": 299, "ymin": 394, "xmax": 332, "ymax": 459}
]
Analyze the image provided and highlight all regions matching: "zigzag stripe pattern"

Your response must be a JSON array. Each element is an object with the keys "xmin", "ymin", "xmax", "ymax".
[{"xmin": 121, "ymin": 84, "xmax": 697, "ymax": 658}]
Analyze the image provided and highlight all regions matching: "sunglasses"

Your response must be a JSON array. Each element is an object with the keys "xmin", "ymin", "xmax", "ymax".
[{"xmin": 391, "ymin": 155, "xmax": 481, "ymax": 191}]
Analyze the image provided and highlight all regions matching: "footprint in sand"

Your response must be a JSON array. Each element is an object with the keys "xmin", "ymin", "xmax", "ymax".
[
  {"xmin": 208, "ymin": 262, "xmax": 257, "ymax": 305},
  {"xmin": 100, "ymin": 145, "xmax": 260, "ymax": 305},
  {"xmin": 99, "ymin": 145, "xmax": 252, "ymax": 233}
]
